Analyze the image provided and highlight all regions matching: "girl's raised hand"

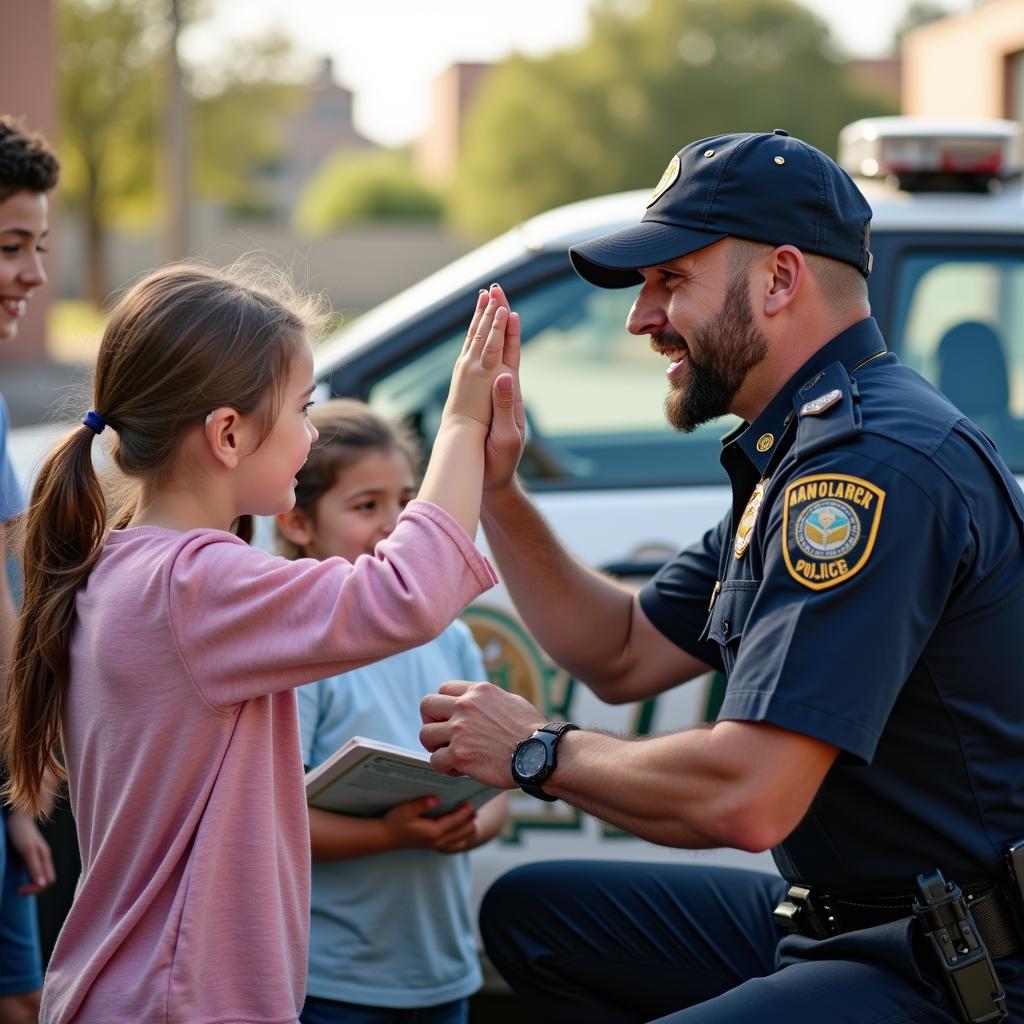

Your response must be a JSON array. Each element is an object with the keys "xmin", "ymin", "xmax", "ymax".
[
  {"xmin": 443, "ymin": 285, "xmax": 512, "ymax": 431},
  {"xmin": 418, "ymin": 283, "xmax": 520, "ymax": 537}
]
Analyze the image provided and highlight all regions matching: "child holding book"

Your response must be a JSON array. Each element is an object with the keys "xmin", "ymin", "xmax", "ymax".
[
  {"xmin": 276, "ymin": 399, "xmax": 508, "ymax": 1024},
  {"xmin": 2, "ymin": 266, "xmax": 519, "ymax": 1023}
]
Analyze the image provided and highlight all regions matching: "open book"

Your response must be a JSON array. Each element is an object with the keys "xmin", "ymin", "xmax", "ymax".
[{"xmin": 305, "ymin": 735, "xmax": 503, "ymax": 819}]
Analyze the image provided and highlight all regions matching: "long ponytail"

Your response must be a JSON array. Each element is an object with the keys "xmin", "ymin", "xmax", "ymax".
[{"xmin": 2, "ymin": 423, "xmax": 107, "ymax": 814}]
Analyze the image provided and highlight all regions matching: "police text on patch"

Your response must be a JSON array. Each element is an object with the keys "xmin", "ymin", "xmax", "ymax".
[{"xmin": 782, "ymin": 473, "xmax": 886, "ymax": 591}]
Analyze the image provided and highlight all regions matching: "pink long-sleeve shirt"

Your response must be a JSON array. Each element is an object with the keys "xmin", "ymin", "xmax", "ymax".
[{"xmin": 41, "ymin": 501, "xmax": 496, "ymax": 1024}]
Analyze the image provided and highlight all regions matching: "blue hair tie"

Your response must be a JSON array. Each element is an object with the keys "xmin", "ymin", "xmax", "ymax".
[{"xmin": 82, "ymin": 410, "xmax": 106, "ymax": 435}]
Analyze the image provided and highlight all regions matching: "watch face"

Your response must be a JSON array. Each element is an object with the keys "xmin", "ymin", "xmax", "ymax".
[{"xmin": 513, "ymin": 738, "xmax": 548, "ymax": 780}]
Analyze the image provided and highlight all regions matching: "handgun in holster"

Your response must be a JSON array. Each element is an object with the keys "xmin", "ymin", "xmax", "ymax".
[{"xmin": 913, "ymin": 870, "xmax": 1007, "ymax": 1024}]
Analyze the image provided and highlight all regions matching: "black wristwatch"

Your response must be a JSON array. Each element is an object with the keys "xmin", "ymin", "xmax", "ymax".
[{"xmin": 511, "ymin": 722, "xmax": 579, "ymax": 801}]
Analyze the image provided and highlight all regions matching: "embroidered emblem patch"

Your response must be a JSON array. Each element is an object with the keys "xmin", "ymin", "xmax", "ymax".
[
  {"xmin": 782, "ymin": 473, "xmax": 885, "ymax": 590},
  {"xmin": 647, "ymin": 155, "xmax": 681, "ymax": 207},
  {"xmin": 734, "ymin": 478, "xmax": 766, "ymax": 559}
]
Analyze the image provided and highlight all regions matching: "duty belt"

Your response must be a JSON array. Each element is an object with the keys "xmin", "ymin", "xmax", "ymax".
[{"xmin": 773, "ymin": 882, "xmax": 1020, "ymax": 960}]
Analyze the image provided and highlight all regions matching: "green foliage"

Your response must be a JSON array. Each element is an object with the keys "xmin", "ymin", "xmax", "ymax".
[
  {"xmin": 58, "ymin": 0, "xmax": 162, "ymax": 226},
  {"xmin": 293, "ymin": 151, "xmax": 443, "ymax": 237},
  {"xmin": 191, "ymin": 29, "xmax": 305, "ymax": 209},
  {"xmin": 452, "ymin": 0, "xmax": 897, "ymax": 238},
  {"xmin": 193, "ymin": 81, "xmax": 302, "ymax": 209},
  {"xmin": 58, "ymin": 0, "xmax": 302, "ymax": 227}
]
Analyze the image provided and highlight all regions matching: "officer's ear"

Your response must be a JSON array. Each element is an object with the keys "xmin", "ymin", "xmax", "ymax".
[{"xmin": 763, "ymin": 245, "xmax": 805, "ymax": 318}]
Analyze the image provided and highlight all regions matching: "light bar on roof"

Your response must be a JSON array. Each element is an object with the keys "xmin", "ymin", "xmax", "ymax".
[{"xmin": 839, "ymin": 117, "xmax": 1024, "ymax": 187}]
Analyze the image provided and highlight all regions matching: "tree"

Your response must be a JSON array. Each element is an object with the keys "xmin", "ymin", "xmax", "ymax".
[
  {"xmin": 451, "ymin": 0, "xmax": 897, "ymax": 239},
  {"xmin": 189, "ymin": 26, "xmax": 305, "ymax": 215},
  {"xmin": 293, "ymin": 151, "xmax": 443, "ymax": 237},
  {"xmin": 58, "ymin": 0, "xmax": 161, "ymax": 306},
  {"xmin": 58, "ymin": 0, "xmax": 303, "ymax": 306}
]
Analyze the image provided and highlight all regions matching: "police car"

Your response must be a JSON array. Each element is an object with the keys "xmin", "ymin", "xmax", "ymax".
[{"xmin": 307, "ymin": 116, "xmax": 1024, "ymax": 900}]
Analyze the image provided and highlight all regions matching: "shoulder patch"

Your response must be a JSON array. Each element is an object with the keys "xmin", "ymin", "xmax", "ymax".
[{"xmin": 782, "ymin": 473, "xmax": 885, "ymax": 590}]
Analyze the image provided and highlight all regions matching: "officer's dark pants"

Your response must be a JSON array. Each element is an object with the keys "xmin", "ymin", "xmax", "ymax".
[{"xmin": 481, "ymin": 861, "xmax": 1024, "ymax": 1023}]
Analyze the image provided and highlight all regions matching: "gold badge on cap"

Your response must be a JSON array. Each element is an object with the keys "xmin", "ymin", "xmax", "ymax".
[
  {"xmin": 734, "ymin": 478, "xmax": 767, "ymax": 559},
  {"xmin": 647, "ymin": 155, "xmax": 681, "ymax": 208}
]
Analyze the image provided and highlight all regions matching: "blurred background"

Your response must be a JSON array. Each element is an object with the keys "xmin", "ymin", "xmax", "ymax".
[{"xmin": 2, "ymin": 0, "xmax": 1022, "ymax": 429}]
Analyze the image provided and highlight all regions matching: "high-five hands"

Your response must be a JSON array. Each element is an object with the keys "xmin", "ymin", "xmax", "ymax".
[
  {"xmin": 419, "ymin": 283, "xmax": 524, "ymax": 535},
  {"xmin": 444, "ymin": 284, "xmax": 521, "ymax": 434}
]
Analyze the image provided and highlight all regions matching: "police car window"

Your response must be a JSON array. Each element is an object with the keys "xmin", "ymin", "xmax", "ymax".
[
  {"xmin": 892, "ymin": 251, "xmax": 1024, "ymax": 473},
  {"xmin": 366, "ymin": 272, "xmax": 736, "ymax": 489}
]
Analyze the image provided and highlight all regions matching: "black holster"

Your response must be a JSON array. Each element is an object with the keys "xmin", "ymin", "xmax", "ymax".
[
  {"xmin": 772, "ymin": 873, "xmax": 1015, "ymax": 1024},
  {"xmin": 913, "ymin": 870, "xmax": 1007, "ymax": 1024}
]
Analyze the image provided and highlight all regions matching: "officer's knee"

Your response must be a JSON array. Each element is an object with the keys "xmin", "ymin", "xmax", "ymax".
[
  {"xmin": 480, "ymin": 862, "xmax": 564, "ymax": 963},
  {"xmin": 480, "ymin": 864, "xmax": 537, "ymax": 938}
]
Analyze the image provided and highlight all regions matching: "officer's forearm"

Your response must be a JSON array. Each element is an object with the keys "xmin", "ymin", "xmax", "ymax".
[
  {"xmin": 540, "ymin": 723, "xmax": 836, "ymax": 852},
  {"xmin": 481, "ymin": 481, "xmax": 650, "ymax": 692}
]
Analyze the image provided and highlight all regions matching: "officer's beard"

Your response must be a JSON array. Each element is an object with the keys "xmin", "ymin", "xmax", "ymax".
[{"xmin": 662, "ymin": 269, "xmax": 769, "ymax": 434}]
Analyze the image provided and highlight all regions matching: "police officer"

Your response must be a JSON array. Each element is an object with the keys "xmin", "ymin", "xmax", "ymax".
[{"xmin": 419, "ymin": 129, "xmax": 1024, "ymax": 1023}]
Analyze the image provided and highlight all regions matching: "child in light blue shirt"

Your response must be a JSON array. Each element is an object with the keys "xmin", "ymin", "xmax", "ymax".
[{"xmin": 277, "ymin": 399, "xmax": 508, "ymax": 1024}]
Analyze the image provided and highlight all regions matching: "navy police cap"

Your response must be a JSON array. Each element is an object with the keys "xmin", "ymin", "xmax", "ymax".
[{"xmin": 570, "ymin": 129, "xmax": 874, "ymax": 288}]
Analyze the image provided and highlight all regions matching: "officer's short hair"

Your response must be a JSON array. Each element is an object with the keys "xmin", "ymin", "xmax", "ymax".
[
  {"xmin": 728, "ymin": 238, "xmax": 868, "ymax": 312},
  {"xmin": 805, "ymin": 251, "xmax": 869, "ymax": 310}
]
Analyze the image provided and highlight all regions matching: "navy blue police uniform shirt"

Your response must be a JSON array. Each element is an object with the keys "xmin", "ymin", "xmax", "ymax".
[{"xmin": 640, "ymin": 317, "xmax": 1024, "ymax": 891}]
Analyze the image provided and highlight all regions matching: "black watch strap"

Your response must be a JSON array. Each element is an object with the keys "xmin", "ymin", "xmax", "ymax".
[
  {"xmin": 521, "ymin": 783, "xmax": 558, "ymax": 802},
  {"xmin": 518, "ymin": 722, "xmax": 579, "ymax": 800},
  {"xmin": 540, "ymin": 721, "xmax": 580, "ymax": 739}
]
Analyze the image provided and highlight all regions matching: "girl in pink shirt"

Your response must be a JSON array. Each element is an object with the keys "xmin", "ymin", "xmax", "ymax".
[{"xmin": 0, "ymin": 265, "xmax": 521, "ymax": 1024}]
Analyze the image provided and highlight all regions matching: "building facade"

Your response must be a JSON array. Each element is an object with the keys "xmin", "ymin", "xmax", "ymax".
[{"xmin": 903, "ymin": 0, "xmax": 1024, "ymax": 121}]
